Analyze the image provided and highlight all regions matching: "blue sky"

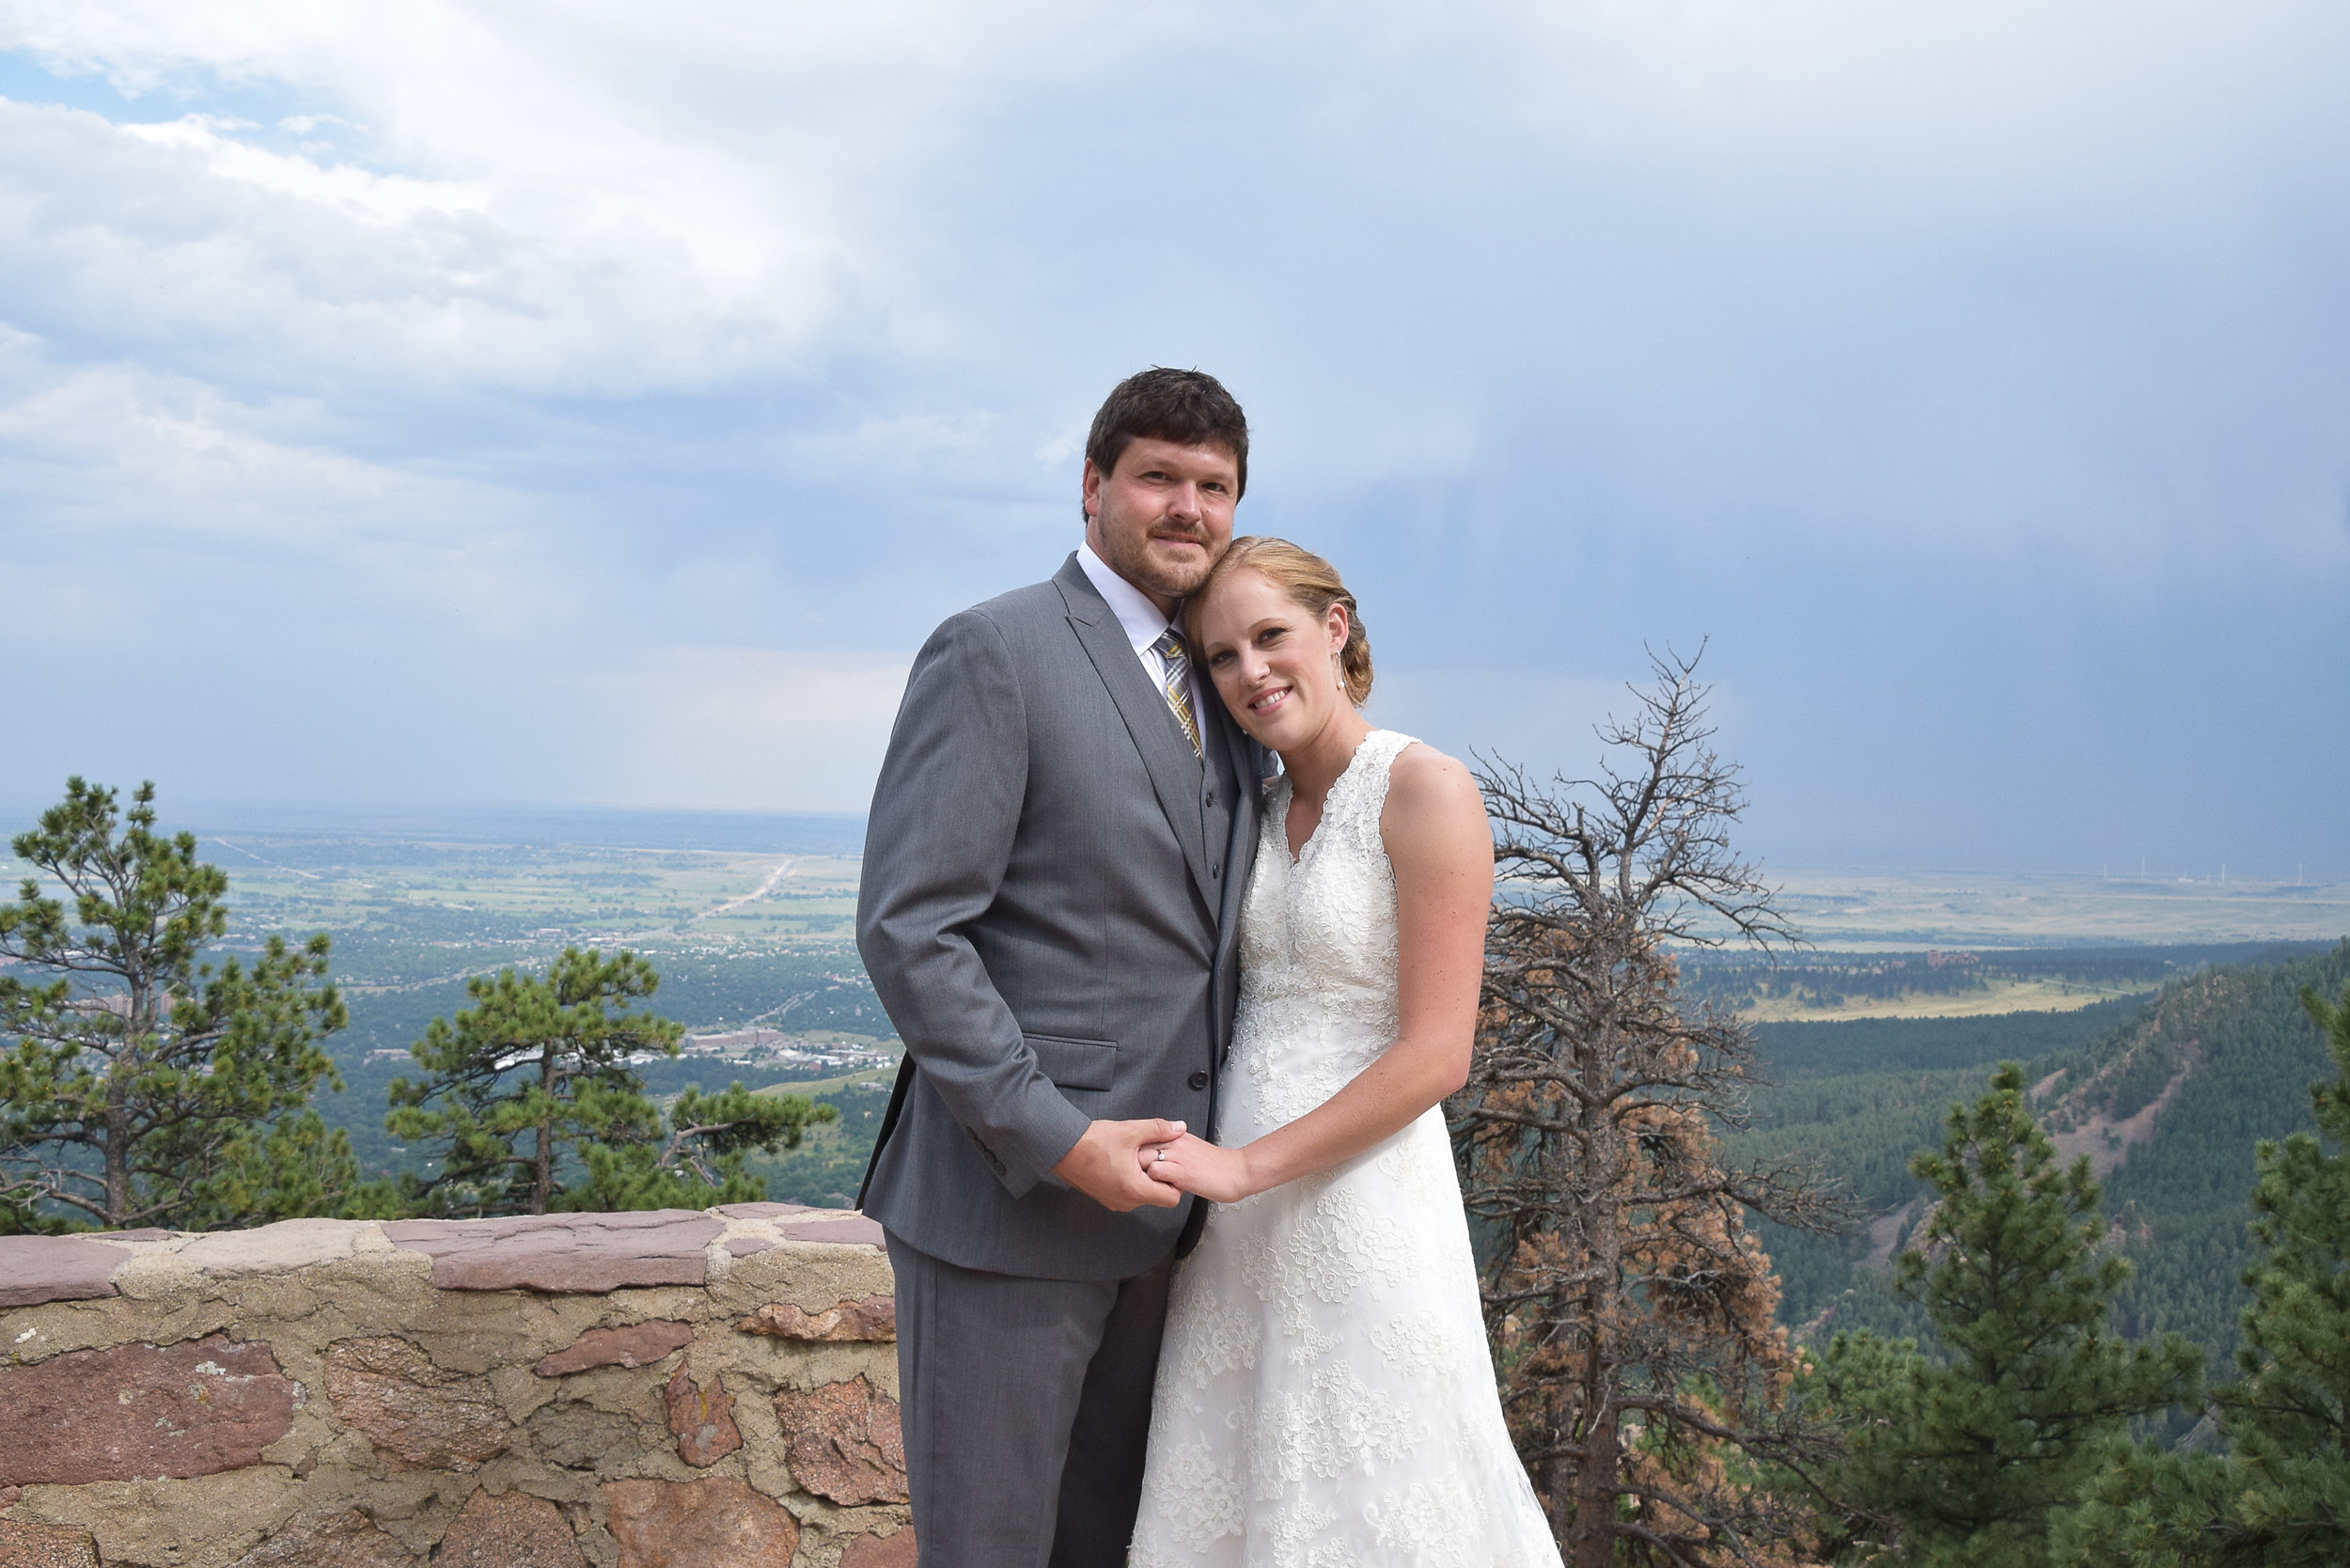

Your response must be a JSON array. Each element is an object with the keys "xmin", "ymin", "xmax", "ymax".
[{"xmin": 1, "ymin": 2, "xmax": 2345, "ymax": 877}]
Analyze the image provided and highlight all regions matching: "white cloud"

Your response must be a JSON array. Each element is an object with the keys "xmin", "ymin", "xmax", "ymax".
[
  {"xmin": 0, "ymin": 91, "xmax": 836, "ymax": 396},
  {"xmin": 0, "ymin": 0, "xmax": 1132, "ymax": 396},
  {"xmin": 0, "ymin": 329, "xmax": 531, "ymax": 560},
  {"xmin": 120, "ymin": 114, "xmax": 488, "ymax": 224}
]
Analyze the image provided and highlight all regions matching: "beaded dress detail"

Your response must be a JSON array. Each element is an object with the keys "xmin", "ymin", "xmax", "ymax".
[{"xmin": 1130, "ymin": 729, "xmax": 1562, "ymax": 1567}]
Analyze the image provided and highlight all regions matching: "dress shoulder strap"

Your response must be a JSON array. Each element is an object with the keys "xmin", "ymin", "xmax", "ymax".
[{"xmin": 1324, "ymin": 729, "xmax": 1418, "ymax": 848}]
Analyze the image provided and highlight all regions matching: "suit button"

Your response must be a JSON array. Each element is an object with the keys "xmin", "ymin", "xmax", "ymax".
[
  {"xmin": 1204, "ymin": 790, "xmax": 1216, "ymax": 808},
  {"xmin": 1210, "ymin": 862, "xmax": 1222, "ymax": 879},
  {"xmin": 1187, "ymin": 1070, "xmax": 1210, "ymax": 1090}
]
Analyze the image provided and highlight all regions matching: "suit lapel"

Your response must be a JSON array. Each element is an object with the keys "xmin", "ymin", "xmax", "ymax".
[
  {"xmin": 1056, "ymin": 557, "xmax": 1215, "ymax": 902},
  {"xmin": 1205, "ymin": 704, "xmax": 1261, "ymax": 1068},
  {"xmin": 1206, "ymin": 702, "xmax": 1255, "ymax": 939}
]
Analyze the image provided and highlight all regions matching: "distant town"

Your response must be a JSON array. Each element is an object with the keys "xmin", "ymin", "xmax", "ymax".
[
  {"xmin": 359, "ymin": 1027, "xmax": 900, "ymax": 1079},
  {"xmin": 670, "ymin": 1027, "xmax": 898, "ymax": 1080}
]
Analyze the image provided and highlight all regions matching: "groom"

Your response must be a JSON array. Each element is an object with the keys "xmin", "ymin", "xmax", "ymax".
[{"xmin": 855, "ymin": 368, "xmax": 1261, "ymax": 1566}]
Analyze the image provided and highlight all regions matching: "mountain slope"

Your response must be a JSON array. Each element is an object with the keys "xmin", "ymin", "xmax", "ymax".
[
  {"xmin": 1728, "ymin": 941, "xmax": 2350, "ymax": 1382},
  {"xmin": 2092, "ymin": 942, "xmax": 2350, "ymax": 1369}
]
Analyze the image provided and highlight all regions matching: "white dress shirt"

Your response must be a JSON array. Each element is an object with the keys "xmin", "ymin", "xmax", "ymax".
[{"xmin": 1076, "ymin": 541, "xmax": 1210, "ymax": 750}]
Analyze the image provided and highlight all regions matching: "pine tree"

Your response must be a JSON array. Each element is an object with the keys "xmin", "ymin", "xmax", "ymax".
[
  {"xmin": 0, "ymin": 779, "xmax": 355, "ymax": 1231},
  {"xmin": 1821, "ymin": 1061, "xmax": 2201, "ymax": 1567},
  {"xmin": 1455, "ymin": 652, "xmax": 1849, "ymax": 1566},
  {"xmin": 2056, "ymin": 979, "xmax": 2350, "ymax": 1566},
  {"xmin": 386, "ymin": 948, "xmax": 831, "ymax": 1215},
  {"xmin": 571, "ymin": 1084, "xmax": 836, "ymax": 1211}
]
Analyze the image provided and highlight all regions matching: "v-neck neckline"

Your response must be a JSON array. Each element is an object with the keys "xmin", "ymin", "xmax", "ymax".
[{"xmin": 1280, "ymin": 729, "xmax": 1384, "ymax": 868}]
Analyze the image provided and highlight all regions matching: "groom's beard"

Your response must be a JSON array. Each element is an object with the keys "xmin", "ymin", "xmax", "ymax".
[{"xmin": 1102, "ymin": 523, "xmax": 1217, "ymax": 603}]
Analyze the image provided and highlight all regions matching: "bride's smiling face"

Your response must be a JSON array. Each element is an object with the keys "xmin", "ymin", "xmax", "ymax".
[{"xmin": 1195, "ymin": 568, "xmax": 1352, "ymax": 751}]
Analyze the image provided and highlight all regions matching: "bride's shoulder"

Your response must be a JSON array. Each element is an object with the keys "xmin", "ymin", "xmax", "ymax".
[
  {"xmin": 1376, "ymin": 738, "xmax": 1487, "ymax": 840},
  {"xmin": 1381, "ymin": 735, "xmax": 1474, "ymax": 796}
]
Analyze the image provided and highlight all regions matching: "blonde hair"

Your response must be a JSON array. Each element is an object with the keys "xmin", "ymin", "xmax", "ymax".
[{"xmin": 1185, "ymin": 536, "xmax": 1373, "ymax": 705}]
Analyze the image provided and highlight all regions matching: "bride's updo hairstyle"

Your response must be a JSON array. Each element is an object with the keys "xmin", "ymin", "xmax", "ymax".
[{"xmin": 1186, "ymin": 536, "xmax": 1373, "ymax": 706}]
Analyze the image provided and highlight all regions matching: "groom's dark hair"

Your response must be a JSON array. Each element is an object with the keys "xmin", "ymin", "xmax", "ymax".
[{"xmin": 1084, "ymin": 368, "xmax": 1249, "ymax": 503}]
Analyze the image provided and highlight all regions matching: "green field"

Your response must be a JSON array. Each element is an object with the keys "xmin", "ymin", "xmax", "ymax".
[
  {"xmin": 1762, "ymin": 866, "xmax": 2350, "ymax": 948},
  {"xmin": 195, "ymin": 833, "xmax": 864, "ymax": 950}
]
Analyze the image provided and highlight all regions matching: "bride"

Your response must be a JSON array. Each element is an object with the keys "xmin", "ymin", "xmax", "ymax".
[{"xmin": 1128, "ymin": 538, "xmax": 1562, "ymax": 1566}]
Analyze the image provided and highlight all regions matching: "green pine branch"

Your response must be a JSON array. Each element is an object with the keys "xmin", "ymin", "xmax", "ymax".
[{"xmin": 385, "ymin": 947, "xmax": 832, "ymax": 1217}]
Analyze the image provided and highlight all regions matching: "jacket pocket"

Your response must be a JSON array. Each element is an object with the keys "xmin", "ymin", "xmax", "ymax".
[{"xmin": 1024, "ymin": 1032, "xmax": 1119, "ymax": 1092}]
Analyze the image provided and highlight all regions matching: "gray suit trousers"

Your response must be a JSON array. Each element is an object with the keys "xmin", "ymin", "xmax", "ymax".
[{"xmin": 886, "ymin": 1229, "xmax": 1174, "ymax": 1568}]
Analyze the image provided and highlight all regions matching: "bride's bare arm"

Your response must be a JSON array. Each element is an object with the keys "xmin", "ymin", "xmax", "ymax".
[{"xmin": 1142, "ymin": 745, "xmax": 1493, "ymax": 1203}]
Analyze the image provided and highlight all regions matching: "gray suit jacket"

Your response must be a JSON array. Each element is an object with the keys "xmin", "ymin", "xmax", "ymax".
[{"xmin": 856, "ymin": 554, "xmax": 1264, "ymax": 1280}]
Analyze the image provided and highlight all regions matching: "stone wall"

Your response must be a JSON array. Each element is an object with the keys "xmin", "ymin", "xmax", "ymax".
[{"xmin": 0, "ymin": 1205, "xmax": 911, "ymax": 1568}]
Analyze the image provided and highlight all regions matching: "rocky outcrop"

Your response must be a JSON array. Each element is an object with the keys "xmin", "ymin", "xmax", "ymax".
[{"xmin": 0, "ymin": 1207, "xmax": 907, "ymax": 1567}]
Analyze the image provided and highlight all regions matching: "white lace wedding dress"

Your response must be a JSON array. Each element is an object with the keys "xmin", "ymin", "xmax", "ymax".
[{"xmin": 1130, "ymin": 729, "xmax": 1563, "ymax": 1567}]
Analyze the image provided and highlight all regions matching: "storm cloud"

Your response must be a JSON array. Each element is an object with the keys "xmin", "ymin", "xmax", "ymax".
[{"xmin": 1, "ymin": 1, "xmax": 2344, "ymax": 876}]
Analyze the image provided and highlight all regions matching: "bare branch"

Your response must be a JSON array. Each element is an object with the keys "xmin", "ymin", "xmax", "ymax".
[{"xmin": 1451, "ymin": 649, "xmax": 1847, "ymax": 1563}]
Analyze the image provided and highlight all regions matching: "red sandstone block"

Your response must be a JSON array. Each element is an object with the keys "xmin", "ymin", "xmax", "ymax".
[
  {"xmin": 713, "ymin": 1201, "xmax": 811, "ymax": 1219},
  {"xmin": 733, "ymin": 1294, "xmax": 896, "ymax": 1342},
  {"xmin": 320, "ymin": 1337, "xmax": 509, "ymax": 1471},
  {"xmin": 383, "ymin": 1211, "xmax": 722, "ymax": 1292},
  {"xmin": 839, "ymin": 1528, "xmax": 917, "ymax": 1568},
  {"xmin": 775, "ymin": 1213, "xmax": 886, "ymax": 1249},
  {"xmin": 0, "ymin": 1521, "xmax": 98, "ymax": 1568},
  {"xmin": 0, "ymin": 1336, "xmax": 295, "ymax": 1485},
  {"xmin": 533, "ymin": 1320, "xmax": 694, "ymax": 1377},
  {"xmin": 433, "ymin": 1489, "xmax": 584, "ymax": 1568},
  {"xmin": 602, "ymin": 1478, "xmax": 798, "ymax": 1568},
  {"xmin": 0, "ymin": 1237, "xmax": 123, "ymax": 1309},
  {"xmin": 665, "ymin": 1358, "xmax": 743, "ymax": 1467},
  {"xmin": 773, "ymin": 1375, "xmax": 906, "ymax": 1505}
]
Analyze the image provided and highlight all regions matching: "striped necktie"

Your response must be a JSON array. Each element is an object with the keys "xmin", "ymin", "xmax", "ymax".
[{"xmin": 1151, "ymin": 629, "xmax": 1202, "ymax": 757}]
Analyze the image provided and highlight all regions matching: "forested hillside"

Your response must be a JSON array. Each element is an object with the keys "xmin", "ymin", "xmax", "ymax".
[
  {"xmin": 1727, "ymin": 1002, "xmax": 2138, "ymax": 1347},
  {"xmin": 1724, "ymin": 941, "xmax": 2350, "ymax": 1380},
  {"xmin": 2093, "ymin": 947, "xmax": 2350, "ymax": 1373}
]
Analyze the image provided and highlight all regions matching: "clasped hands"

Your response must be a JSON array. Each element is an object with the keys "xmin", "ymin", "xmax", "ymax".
[{"xmin": 1049, "ymin": 1117, "xmax": 1260, "ymax": 1211}]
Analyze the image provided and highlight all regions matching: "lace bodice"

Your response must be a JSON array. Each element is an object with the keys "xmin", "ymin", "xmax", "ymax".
[
  {"xmin": 1229, "ymin": 729, "xmax": 1413, "ymax": 1129},
  {"xmin": 1132, "ymin": 728, "xmax": 1563, "ymax": 1568}
]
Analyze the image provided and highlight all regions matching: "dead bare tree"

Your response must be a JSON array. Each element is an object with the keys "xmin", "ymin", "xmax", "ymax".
[{"xmin": 1452, "ymin": 648, "xmax": 1852, "ymax": 1568}]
